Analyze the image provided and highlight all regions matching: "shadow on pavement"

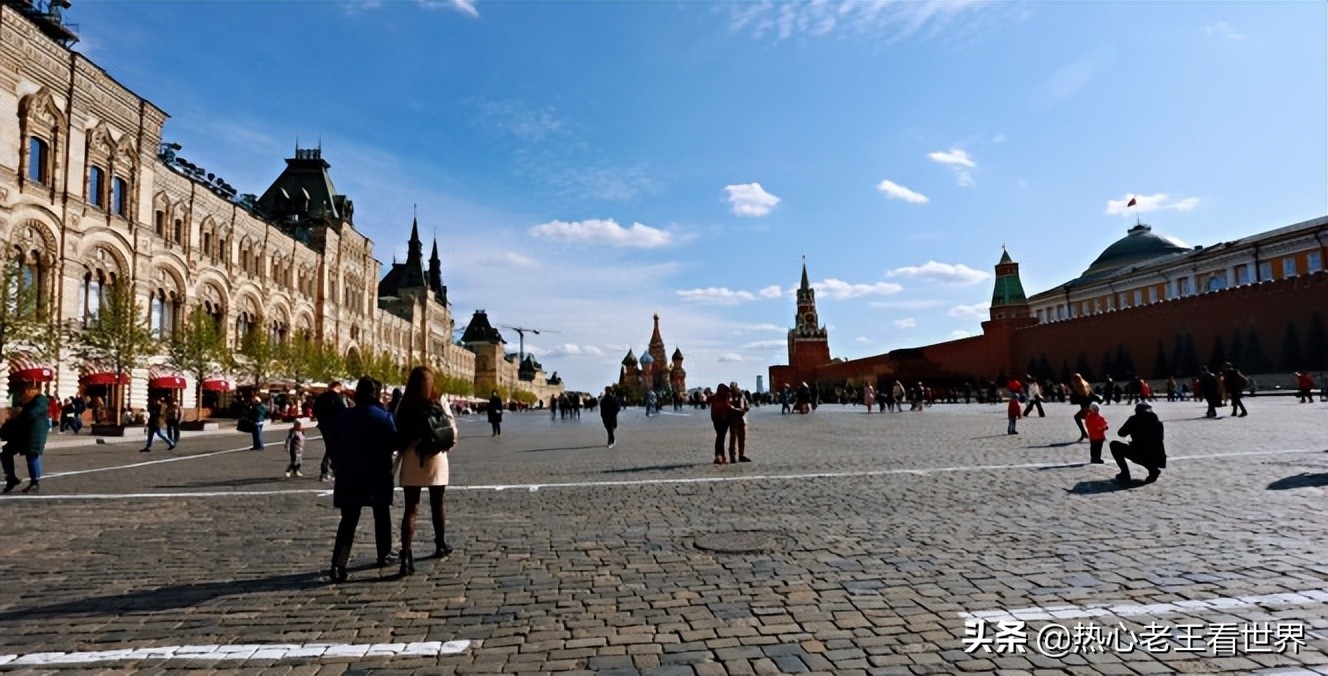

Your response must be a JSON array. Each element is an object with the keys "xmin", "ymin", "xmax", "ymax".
[
  {"xmin": 1067, "ymin": 479, "xmax": 1145, "ymax": 494},
  {"xmin": 1266, "ymin": 472, "xmax": 1328, "ymax": 490},
  {"xmin": 0, "ymin": 572, "xmax": 324, "ymax": 621},
  {"xmin": 521, "ymin": 446, "xmax": 604, "ymax": 453},
  {"xmin": 602, "ymin": 463, "xmax": 695, "ymax": 474},
  {"xmin": 1035, "ymin": 462, "xmax": 1089, "ymax": 471},
  {"xmin": 157, "ymin": 477, "xmax": 288, "ymax": 489},
  {"xmin": 1029, "ymin": 441, "xmax": 1082, "ymax": 448}
]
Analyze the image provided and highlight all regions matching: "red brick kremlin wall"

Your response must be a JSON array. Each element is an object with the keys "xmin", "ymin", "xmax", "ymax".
[{"xmin": 802, "ymin": 271, "xmax": 1327, "ymax": 388}]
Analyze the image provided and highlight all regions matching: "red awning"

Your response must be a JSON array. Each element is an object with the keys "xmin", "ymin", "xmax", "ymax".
[
  {"xmin": 202, "ymin": 378, "xmax": 233, "ymax": 392},
  {"xmin": 149, "ymin": 375, "xmax": 187, "ymax": 389},
  {"xmin": 8, "ymin": 367, "xmax": 53, "ymax": 383},
  {"xmin": 81, "ymin": 372, "xmax": 130, "ymax": 386}
]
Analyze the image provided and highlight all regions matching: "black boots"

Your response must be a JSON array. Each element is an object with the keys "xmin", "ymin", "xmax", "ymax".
[{"xmin": 399, "ymin": 549, "xmax": 415, "ymax": 576}]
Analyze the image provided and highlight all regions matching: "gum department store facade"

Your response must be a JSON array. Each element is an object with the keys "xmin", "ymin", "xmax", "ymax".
[{"xmin": 0, "ymin": 2, "xmax": 563, "ymax": 413}]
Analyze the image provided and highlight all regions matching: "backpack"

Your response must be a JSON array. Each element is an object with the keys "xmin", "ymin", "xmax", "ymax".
[{"xmin": 416, "ymin": 401, "xmax": 457, "ymax": 462}]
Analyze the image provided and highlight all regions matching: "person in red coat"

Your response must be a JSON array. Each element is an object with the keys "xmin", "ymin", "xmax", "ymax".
[
  {"xmin": 1296, "ymin": 372, "xmax": 1314, "ymax": 403},
  {"xmin": 1085, "ymin": 403, "xmax": 1109, "ymax": 464}
]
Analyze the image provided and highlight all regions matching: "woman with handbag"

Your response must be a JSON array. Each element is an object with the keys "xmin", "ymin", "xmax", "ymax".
[{"xmin": 396, "ymin": 366, "xmax": 457, "ymax": 575}]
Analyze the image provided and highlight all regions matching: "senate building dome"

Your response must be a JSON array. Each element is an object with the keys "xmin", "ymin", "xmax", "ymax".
[{"xmin": 1077, "ymin": 224, "xmax": 1190, "ymax": 281}]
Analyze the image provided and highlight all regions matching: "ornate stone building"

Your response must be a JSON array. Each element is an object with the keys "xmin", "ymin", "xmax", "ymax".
[
  {"xmin": 0, "ymin": 2, "xmax": 562, "ymax": 411},
  {"xmin": 459, "ymin": 309, "xmax": 563, "ymax": 404},
  {"xmin": 618, "ymin": 314, "xmax": 686, "ymax": 396}
]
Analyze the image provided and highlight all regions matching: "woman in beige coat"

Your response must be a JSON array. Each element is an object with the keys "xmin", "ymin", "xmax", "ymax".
[{"xmin": 396, "ymin": 366, "xmax": 456, "ymax": 575}]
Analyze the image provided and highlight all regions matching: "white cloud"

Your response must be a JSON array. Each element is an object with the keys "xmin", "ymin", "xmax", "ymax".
[
  {"xmin": 544, "ymin": 343, "xmax": 605, "ymax": 358},
  {"xmin": 929, "ymin": 148, "xmax": 976, "ymax": 187},
  {"xmin": 417, "ymin": 0, "xmax": 478, "ymax": 17},
  {"xmin": 677, "ymin": 287, "xmax": 760, "ymax": 305},
  {"xmin": 471, "ymin": 99, "xmax": 563, "ymax": 141},
  {"xmin": 949, "ymin": 330, "xmax": 972, "ymax": 339},
  {"xmin": 814, "ymin": 279, "xmax": 904, "ymax": 300},
  {"xmin": 727, "ymin": 1, "xmax": 1005, "ymax": 44},
  {"xmin": 1034, "ymin": 48, "xmax": 1116, "ymax": 107},
  {"xmin": 758, "ymin": 285, "xmax": 783, "ymax": 298},
  {"xmin": 888, "ymin": 260, "xmax": 990, "ymax": 286},
  {"xmin": 893, "ymin": 318, "xmax": 917, "ymax": 329},
  {"xmin": 876, "ymin": 180, "xmax": 930, "ymax": 204},
  {"xmin": 530, "ymin": 219, "xmax": 673, "ymax": 248},
  {"xmin": 742, "ymin": 339, "xmax": 787, "ymax": 350},
  {"xmin": 724, "ymin": 183, "xmax": 781, "ymax": 217},
  {"xmin": 1105, "ymin": 193, "xmax": 1202, "ymax": 217},
  {"xmin": 992, "ymin": 134, "xmax": 1006, "ymax": 143},
  {"xmin": 948, "ymin": 301, "xmax": 990, "ymax": 319},
  {"xmin": 855, "ymin": 336, "xmax": 872, "ymax": 343},
  {"xmin": 733, "ymin": 322, "xmax": 784, "ymax": 333},
  {"xmin": 717, "ymin": 353, "xmax": 745, "ymax": 363},
  {"xmin": 867, "ymin": 299, "xmax": 944, "ymax": 310},
  {"xmin": 1206, "ymin": 21, "xmax": 1246, "ymax": 41},
  {"xmin": 475, "ymin": 251, "xmax": 538, "ymax": 268}
]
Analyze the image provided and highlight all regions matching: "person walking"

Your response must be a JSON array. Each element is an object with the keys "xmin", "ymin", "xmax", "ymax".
[
  {"xmin": 313, "ymin": 381, "xmax": 348, "ymax": 483},
  {"xmin": 1296, "ymin": 371, "xmax": 1314, "ymax": 403},
  {"xmin": 1070, "ymin": 373, "xmax": 1094, "ymax": 440},
  {"xmin": 1006, "ymin": 395, "xmax": 1020, "ymax": 434},
  {"xmin": 396, "ymin": 366, "xmax": 458, "ymax": 575},
  {"xmin": 599, "ymin": 386, "xmax": 621, "ymax": 448},
  {"xmin": 284, "ymin": 419, "xmax": 305, "ymax": 478},
  {"xmin": 1222, "ymin": 363, "xmax": 1249, "ymax": 417},
  {"xmin": 862, "ymin": 384, "xmax": 875, "ymax": 413},
  {"xmin": 140, "ymin": 396, "xmax": 176, "ymax": 453},
  {"xmin": 487, "ymin": 390, "xmax": 503, "ymax": 436},
  {"xmin": 1022, "ymin": 377, "xmax": 1046, "ymax": 418},
  {"xmin": 710, "ymin": 383, "xmax": 733, "ymax": 464},
  {"xmin": 164, "ymin": 395, "xmax": 182, "ymax": 444},
  {"xmin": 645, "ymin": 390, "xmax": 657, "ymax": 417},
  {"xmin": 1085, "ymin": 402, "xmax": 1108, "ymax": 464},
  {"xmin": 1110, "ymin": 402, "xmax": 1166, "ymax": 484},
  {"xmin": 1198, "ymin": 367, "xmax": 1220, "ymax": 418},
  {"xmin": 328, "ymin": 377, "xmax": 398, "ymax": 583},
  {"xmin": 779, "ymin": 385, "xmax": 792, "ymax": 415},
  {"xmin": 728, "ymin": 383, "xmax": 751, "ymax": 462},
  {"xmin": 1, "ymin": 379, "xmax": 49, "ymax": 494},
  {"xmin": 246, "ymin": 395, "xmax": 267, "ymax": 450}
]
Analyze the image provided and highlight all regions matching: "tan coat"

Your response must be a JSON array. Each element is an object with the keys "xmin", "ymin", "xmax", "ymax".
[{"xmin": 399, "ymin": 439, "xmax": 449, "ymax": 487}]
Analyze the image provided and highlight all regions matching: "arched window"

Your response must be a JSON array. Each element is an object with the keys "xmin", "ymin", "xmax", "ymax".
[
  {"xmin": 201, "ymin": 231, "xmax": 213, "ymax": 258},
  {"xmin": 236, "ymin": 311, "xmax": 254, "ymax": 342},
  {"xmin": 111, "ymin": 177, "xmax": 128, "ymax": 216},
  {"xmin": 203, "ymin": 300, "xmax": 225, "ymax": 334},
  {"xmin": 154, "ymin": 210, "xmax": 166, "ymax": 238},
  {"xmin": 78, "ymin": 270, "xmax": 110, "ymax": 326},
  {"xmin": 27, "ymin": 137, "xmax": 50, "ymax": 184},
  {"xmin": 148, "ymin": 289, "xmax": 180, "ymax": 340},
  {"xmin": 173, "ymin": 218, "xmax": 183, "ymax": 245},
  {"xmin": 87, "ymin": 166, "xmax": 106, "ymax": 208}
]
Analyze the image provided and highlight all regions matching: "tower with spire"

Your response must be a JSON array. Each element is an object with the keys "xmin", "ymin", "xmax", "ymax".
[
  {"xmin": 617, "ymin": 315, "xmax": 687, "ymax": 398},
  {"xmin": 788, "ymin": 258, "xmax": 831, "ymax": 370},
  {"xmin": 988, "ymin": 247, "xmax": 1031, "ymax": 321}
]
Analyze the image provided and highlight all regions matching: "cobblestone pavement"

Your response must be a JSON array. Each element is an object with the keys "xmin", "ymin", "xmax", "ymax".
[{"xmin": 0, "ymin": 397, "xmax": 1325, "ymax": 674}]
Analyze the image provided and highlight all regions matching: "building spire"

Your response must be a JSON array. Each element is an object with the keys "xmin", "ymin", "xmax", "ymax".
[{"xmin": 800, "ymin": 255, "xmax": 810, "ymax": 291}]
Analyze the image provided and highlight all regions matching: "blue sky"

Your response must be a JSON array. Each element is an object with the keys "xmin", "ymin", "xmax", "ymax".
[{"xmin": 71, "ymin": 1, "xmax": 1326, "ymax": 393}]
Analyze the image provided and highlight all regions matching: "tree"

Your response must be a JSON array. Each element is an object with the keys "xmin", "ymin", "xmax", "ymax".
[
  {"xmin": 0, "ymin": 257, "xmax": 46, "ymax": 366},
  {"xmin": 306, "ymin": 339, "xmax": 346, "ymax": 384},
  {"xmin": 71, "ymin": 283, "xmax": 156, "ymax": 417},
  {"xmin": 1114, "ymin": 344, "xmax": 1135, "ymax": 378},
  {"xmin": 166, "ymin": 305, "xmax": 233, "ymax": 422},
  {"xmin": 1074, "ymin": 353, "xmax": 1094, "ymax": 382},
  {"xmin": 1207, "ymin": 336, "xmax": 1226, "ymax": 370},
  {"xmin": 1244, "ymin": 328, "xmax": 1271, "ymax": 373},
  {"xmin": 1279, "ymin": 320, "xmax": 1303, "ymax": 371},
  {"xmin": 1306, "ymin": 312, "xmax": 1328, "ymax": 371},
  {"xmin": 1151, "ymin": 341, "xmax": 1170, "ymax": 379},
  {"xmin": 276, "ymin": 329, "xmax": 318, "ymax": 392},
  {"xmin": 238, "ymin": 313, "xmax": 280, "ymax": 390},
  {"xmin": 1228, "ymin": 331, "xmax": 1245, "ymax": 369}
]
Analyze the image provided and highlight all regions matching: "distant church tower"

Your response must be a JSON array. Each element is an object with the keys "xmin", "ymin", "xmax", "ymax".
[{"xmin": 787, "ymin": 259, "xmax": 831, "ymax": 376}]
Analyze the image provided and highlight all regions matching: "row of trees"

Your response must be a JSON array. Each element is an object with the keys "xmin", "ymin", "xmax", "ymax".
[{"xmin": 0, "ymin": 260, "xmax": 476, "ymax": 421}]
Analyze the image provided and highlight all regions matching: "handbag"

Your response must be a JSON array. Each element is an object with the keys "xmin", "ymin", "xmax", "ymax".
[{"xmin": 237, "ymin": 418, "xmax": 254, "ymax": 433}]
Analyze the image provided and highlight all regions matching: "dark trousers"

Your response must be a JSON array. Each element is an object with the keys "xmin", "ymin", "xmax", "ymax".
[
  {"xmin": 1205, "ymin": 397, "xmax": 1219, "ymax": 417},
  {"xmin": 1089, "ymin": 439, "xmax": 1104, "ymax": 462},
  {"xmin": 1073, "ymin": 405, "xmax": 1089, "ymax": 437},
  {"xmin": 1, "ymin": 449, "xmax": 40, "ymax": 482},
  {"xmin": 401, "ymin": 486, "xmax": 445, "ymax": 552},
  {"xmin": 332, "ymin": 504, "xmax": 392, "ymax": 566},
  {"xmin": 728, "ymin": 422, "xmax": 746, "ymax": 458},
  {"xmin": 166, "ymin": 420, "xmax": 180, "ymax": 443},
  {"xmin": 712, "ymin": 420, "xmax": 730, "ymax": 457},
  {"xmin": 1022, "ymin": 398, "xmax": 1045, "ymax": 417},
  {"xmin": 1109, "ymin": 440, "xmax": 1160, "ymax": 479},
  {"xmin": 603, "ymin": 421, "xmax": 616, "ymax": 446},
  {"xmin": 1229, "ymin": 394, "xmax": 1247, "ymax": 416}
]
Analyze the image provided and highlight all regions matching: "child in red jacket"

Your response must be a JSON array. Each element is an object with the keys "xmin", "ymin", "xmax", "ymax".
[
  {"xmin": 1085, "ymin": 402, "xmax": 1109, "ymax": 464},
  {"xmin": 1006, "ymin": 397, "xmax": 1021, "ymax": 434}
]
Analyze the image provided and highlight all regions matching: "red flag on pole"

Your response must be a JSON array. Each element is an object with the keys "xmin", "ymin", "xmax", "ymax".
[{"xmin": 1127, "ymin": 197, "xmax": 1137, "ymax": 207}]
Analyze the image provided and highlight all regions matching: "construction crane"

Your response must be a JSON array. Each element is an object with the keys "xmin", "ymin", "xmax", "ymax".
[{"xmin": 499, "ymin": 325, "xmax": 559, "ymax": 362}]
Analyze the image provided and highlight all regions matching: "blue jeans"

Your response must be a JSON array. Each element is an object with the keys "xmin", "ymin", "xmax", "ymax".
[
  {"xmin": 144, "ymin": 426, "xmax": 175, "ymax": 449},
  {"xmin": 1, "ymin": 449, "xmax": 40, "ymax": 482},
  {"xmin": 251, "ymin": 423, "xmax": 264, "ymax": 449}
]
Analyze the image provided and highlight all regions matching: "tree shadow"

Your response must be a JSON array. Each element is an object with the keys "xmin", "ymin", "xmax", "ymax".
[
  {"xmin": 0, "ymin": 571, "xmax": 327, "ymax": 622},
  {"xmin": 1267, "ymin": 473, "xmax": 1328, "ymax": 490},
  {"xmin": 602, "ymin": 463, "xmax": 695, "ymax": 474},
  {"xmin": 1067, "ymin": 479, "xmax": 1146, "ymax": 494}
]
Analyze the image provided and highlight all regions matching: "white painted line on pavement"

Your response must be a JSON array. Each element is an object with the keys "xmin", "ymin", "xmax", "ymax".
[
  {"xmin": 959, "ymin": 589, "xmax": 1328, "ymax": 622},
  {"xmin": 42, "ymin": 435, "xmax": 324, "ymax": 480},
  {"xmin": 7, "ymin": 446, "xmax": 1318, "ymax": 501},
  {"xmin": 0, "ymin": 639, "xmax": 470, "ymax": 666}
]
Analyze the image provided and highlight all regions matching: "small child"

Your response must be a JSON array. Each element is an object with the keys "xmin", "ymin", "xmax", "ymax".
[
  {"xmin": 284, "ymin": 420, "xmax": 305, "ymax": 478},
  {"xmin": 1085, "ymin": 402, "xmax": 1109, "ymax": 464},
  {"xmin": 1006, "ymin": 397, "xmax": 1021, "ymax": 434}
]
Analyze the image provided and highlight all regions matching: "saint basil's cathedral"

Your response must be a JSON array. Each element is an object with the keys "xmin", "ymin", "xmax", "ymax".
[{"xmin": 619, "ymin": 314, "xmax": 687, "ymax": 396}]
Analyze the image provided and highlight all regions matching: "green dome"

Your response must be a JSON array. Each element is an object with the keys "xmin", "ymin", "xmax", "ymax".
[{"xmin": 1081, "ymin": 225, "xmax": 1189, "ymax": 278}]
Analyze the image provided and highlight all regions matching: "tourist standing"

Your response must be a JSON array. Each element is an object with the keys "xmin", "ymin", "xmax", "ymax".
[
  {"xmin": 140, "ymin": 396, "xmax": 176, "ymax": 453},
  {"xmin": 728, "ymin": 382, "xmax": 751, "ymax": 462},
  {"xmin": 645, "ymin": 390, "xmax": 657, "ymax": 417},
  {"xmin": 600, "ymin": 386, "xmax": 620, "ymax": 448},
  {"xmin": 795, "ymin": 382, "xmax": 811, "ymax": 414},
  {"xmin": 328, "ymin": 377, "xmax": 397, "ymax": 583},
  {"xmin": 1070, "ymin": 373, "xmax": 1094, "ymax": 440},
  {"xmin": 862, "ymin": 385, "xmax": 875, "ymax": 413},
  {"xmin": 284, "ymin": 419, "xmax": 305, "ymax": 478},
  {"xmin": 313, "ymin": 381, "xmax": 348, "ymax": 482},
  {"xmin": 1110, "ymin": 402, "xmax": 1166, "ymax": 484},
  {"xmin": 711, "ymin": 383, "xmax": 733, "ymax": 464},
  {"xmin": 1006, "ymin": 396, "xmax": 1020, "ymax": 434},
  {"xmin": 1296, "ymin": 371, "xmax": 1314, "ymax": 403},
  {"xmin": 246, "ymin": 395, "xmax": 267, "ymax": 450},
  {"xmin": 1, "ymin": 379, "xmax": 49, "ymax": 494},
  {"xmin": 779, "ymin": 385, "xmax": 792, "ymax": 415},
  {"xmin": 1084, "ymin": 402, "xmax": 1108, "ymax": 464},
  {"xmin": 1222, "ymin": 363, "xmax": 1248, "ymax": 417},
  {"xmin": 165, "ymin": 396, "xmax": 182, "ymax": 444},
  {"xmin": 487, "ymin": 390, "xmax": 503, "ymax": 436},
  {"xmin": 396, "ymin": 366, "xmax": 457, "ymax": 575},
  {"xmin": 1198, "ymin": 367, "xmax": 1220, "ymax": 418}
]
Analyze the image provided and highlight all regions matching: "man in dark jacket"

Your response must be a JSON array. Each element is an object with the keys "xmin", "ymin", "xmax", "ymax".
[
  {"xmin": 1198, "ymin": 367, "xmax": 1220, "ymax": 418},
  {"xmin": 1110, "ymin": 402, "xmax": 1166, "ymax": 484},
  {"xmin": 313, "ymin": 381, "xmax": 348, "ymax": 482},
  {"xmin": 2, "ymin": 380, "xmax": 49, "ymax": 494},
  {"xmin": 328, "ymin": 377, "xmax": 397, "ymax": 583},
  {"xmin": 1222, "ymin": 363, "xmax": 1248, "ymax": 417},
  {"xmin": 599, "ymin": 386, "xmax": 621, "ymax": 448}
]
